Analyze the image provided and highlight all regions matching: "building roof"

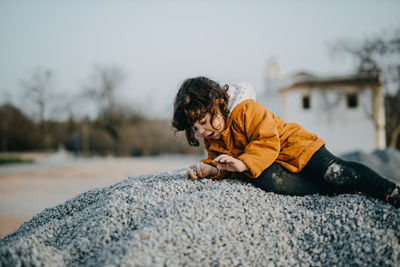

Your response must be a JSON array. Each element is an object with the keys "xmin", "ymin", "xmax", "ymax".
[{"xmin": 280, "ymin": 71, "xmax": 381, "ymax": 92}]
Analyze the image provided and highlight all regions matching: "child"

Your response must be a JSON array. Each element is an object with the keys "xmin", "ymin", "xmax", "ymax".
[{"xmin": 172, "ymin": 76, "xmax": 400, "ymax": 207}]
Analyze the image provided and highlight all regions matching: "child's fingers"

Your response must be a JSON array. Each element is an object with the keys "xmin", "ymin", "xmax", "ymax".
[
  {"xmin": 217, "ymin": 163, "xmax": 231, "ymax": 171},
  {"xmin": 197, "ymin": 165, "xmax": 204, "ymax": 177},
  {"xmin": 186, "ymin": 163, "xmax": 199, "ymax": 179},
  {"xmin": 214, "ymin": 159, "xmax": 232, "ymax": 171},
  {"xmin": 213, "ymin": 154, "xmax": 234, "ymax": 164},
  {"xmin": 191, "ymin": 169, "xmax": 199, "ymax": 179},
  {"xmin": 216, "ymin": 160, "xmax": 231, "ymax": 168},
  {"xmin": 216, "ymin": 163, "xmax": 224, "ymax": 170},
  {"xmin": 186, "ymin": 168, "xmax": 195, "ymax": 179},
  {"xmin": 195, "ymin": 163, "xmax": 207, "ymax": 177},
  {"xmin": 192, "ymin": 163, "xmax": 203, "ymax": 178},
  {"xmin": 216, "ymin": 160, "xmax": 238, "ymax": 172},
  {"xmin": 213, "ymin": 154, "xmax": 226, "ymax": 162}
]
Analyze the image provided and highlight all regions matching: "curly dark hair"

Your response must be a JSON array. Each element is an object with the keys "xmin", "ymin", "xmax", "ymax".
[{"xmin": 172, "ymin": 77, "xmax": 230, "ymax": 146}]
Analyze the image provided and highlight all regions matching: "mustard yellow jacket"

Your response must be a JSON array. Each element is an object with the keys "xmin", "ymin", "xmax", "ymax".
[{"xmin": 201, "ymin": 99, "xmax": 326, "ymax": 179}]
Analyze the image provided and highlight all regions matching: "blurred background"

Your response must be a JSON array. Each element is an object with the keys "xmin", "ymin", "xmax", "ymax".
[{"xmin": 0, "ymin": 0, "xmax": 400, "ymax": 237}]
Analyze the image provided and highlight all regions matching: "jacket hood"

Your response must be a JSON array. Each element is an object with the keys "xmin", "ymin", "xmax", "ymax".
[{"xmin": 225, "ymin": 82, "xmax": 256, "ymax": 113}]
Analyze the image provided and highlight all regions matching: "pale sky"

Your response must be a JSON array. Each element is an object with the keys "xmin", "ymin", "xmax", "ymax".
[{"xmin": 1, "ymin": 0, "xmax": 399, "ymax": 119}]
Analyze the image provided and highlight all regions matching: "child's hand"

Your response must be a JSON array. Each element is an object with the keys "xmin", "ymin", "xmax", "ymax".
[
  {"xmin": 213, "ymin": 154, "xmax": 249, "ymax": 173},
  {"xmin": 186, "ymin": 162, "xmax": 219, "ymax": 179}
]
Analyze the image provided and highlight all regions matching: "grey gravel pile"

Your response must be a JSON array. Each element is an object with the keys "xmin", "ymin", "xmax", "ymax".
[{"xmin": 1, "ymin": 151, "xmax": 400, "ymax": 266}]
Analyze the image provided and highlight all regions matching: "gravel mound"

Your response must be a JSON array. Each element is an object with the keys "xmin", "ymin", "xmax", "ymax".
[{"xmin": 1, "ymin": 150, "xmax": 400, "ymax": 266}]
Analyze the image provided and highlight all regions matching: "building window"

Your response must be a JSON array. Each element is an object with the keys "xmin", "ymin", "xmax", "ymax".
[
  {"xmin": 302, "ymin": 95, "xmax": 311, "ymax": 109},
  {"xmin": 347, "ymin": 93, "xmax": 358, "ymax": 108}
]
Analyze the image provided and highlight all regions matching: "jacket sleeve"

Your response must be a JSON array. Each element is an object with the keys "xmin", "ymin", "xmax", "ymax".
[
  {"xmin": 201, "ymin": 142, "xmax": 230, "ymax": 179},
  {"xmin": 237, "ymin": 102, "xmax": 280, "ymax": 178}
]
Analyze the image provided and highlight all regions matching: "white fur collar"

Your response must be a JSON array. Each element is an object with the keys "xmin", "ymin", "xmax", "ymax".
[{"xmin": 225, "ymin": 82, "xmax": 256, "ymax": 113}]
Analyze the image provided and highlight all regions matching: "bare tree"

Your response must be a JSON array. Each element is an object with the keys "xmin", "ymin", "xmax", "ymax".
[
  {"xmin": 331, "ymin": 28, "xmax": 400, "ymax": 149},
  {"xmin": 21, "ymin": 67, "xmax": 57, "ymax": 147},
  {"xmin": 83, "ymin": 65, "xmax": 130, "ymax": 155},
  {"xmin": 21, "ymin": 68, "xmax": 54, "ymax": 122}
]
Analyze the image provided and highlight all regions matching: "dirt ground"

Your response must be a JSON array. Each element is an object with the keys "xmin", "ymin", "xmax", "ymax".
[{"xmin": 0, "ymin": 154, "xmax": 200, "ymax": 238}]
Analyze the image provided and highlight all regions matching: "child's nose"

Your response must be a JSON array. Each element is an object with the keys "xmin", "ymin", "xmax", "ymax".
[{"xmin": 196, "ymin": 127, "xmax": 206, "ymax": 136}]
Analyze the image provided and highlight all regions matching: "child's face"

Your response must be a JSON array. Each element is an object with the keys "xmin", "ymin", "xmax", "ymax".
[{"xmin": 192, "ymin": 112, "xmax": 225, "ymax": 140}]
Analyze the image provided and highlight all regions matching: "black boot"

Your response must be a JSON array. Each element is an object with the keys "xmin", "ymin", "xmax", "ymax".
[{"xmin": 385, "ymin": 184, "xmax": 400, "ymax": 208}]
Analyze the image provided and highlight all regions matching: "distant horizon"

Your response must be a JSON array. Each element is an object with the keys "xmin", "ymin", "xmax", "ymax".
[{"xmin": 1, "ymin": 0, "xmax": 399, "ymax": 119}]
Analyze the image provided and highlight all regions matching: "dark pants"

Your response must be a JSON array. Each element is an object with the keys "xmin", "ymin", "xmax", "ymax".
[{"xmin": 242, "ymin": 146, "xmax": 396, "ymax": 200}]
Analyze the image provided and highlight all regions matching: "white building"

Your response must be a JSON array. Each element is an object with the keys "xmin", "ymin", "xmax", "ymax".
[{"xmin": 259, "ymin": 70, "xmax": 386, "ymax": 154}]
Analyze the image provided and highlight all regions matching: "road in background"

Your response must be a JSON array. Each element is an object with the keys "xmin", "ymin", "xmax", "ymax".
[{"xmin": 0, "ymin": 151, "xmax": 202, "ymax": 238}]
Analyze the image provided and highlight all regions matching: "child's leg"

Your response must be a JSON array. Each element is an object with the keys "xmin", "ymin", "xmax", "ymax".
[
  {"xmin": 242, "ymin": 162, "xmax": 332, "ymax": 196},
  {"xmin": 301, "ymin": 146, "xmax": 399, "ymax": 207}
]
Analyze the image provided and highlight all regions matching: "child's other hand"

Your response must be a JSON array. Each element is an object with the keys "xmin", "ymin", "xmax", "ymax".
[
  {"xmin": 186, "ymin": 162, "xmax": 218, "ymax": 179},
  {"xmin": 213, "ymin": 154, "xmax": 249, "ymax": 173}
]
